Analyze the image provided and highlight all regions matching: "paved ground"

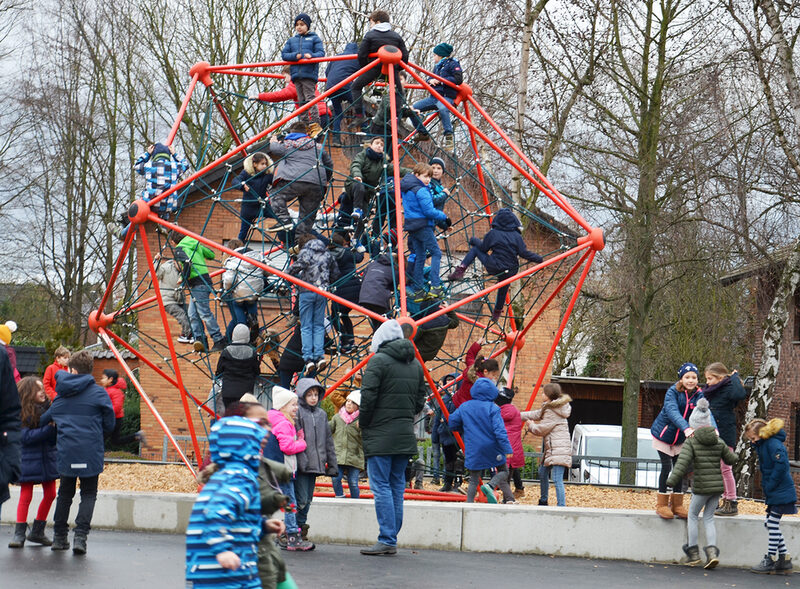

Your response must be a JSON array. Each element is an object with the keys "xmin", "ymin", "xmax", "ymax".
[{"xmin": 0, "ymin": 525, "xmax": 791, "ymax": 588}]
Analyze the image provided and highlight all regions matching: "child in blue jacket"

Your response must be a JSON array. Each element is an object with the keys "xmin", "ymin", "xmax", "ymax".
[
  {"xmin": 745, "ymin": 418, "xmax": 797, "ymax": 574},
  {"xmin": 448, "ymin": 377, "xmax": 514, "ymax": 503},
  {"xmin": 412, "ymin": 43, "xmax": 464, "ymax": 150},
  {"xmin": 281, "ymin": 13, "xmax": 325, "ymax": 132}
]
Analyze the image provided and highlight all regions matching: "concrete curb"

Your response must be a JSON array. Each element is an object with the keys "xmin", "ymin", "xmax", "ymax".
[{"xmin": 3, "ymin": 487, "xmax": 797, "ymax": 567}]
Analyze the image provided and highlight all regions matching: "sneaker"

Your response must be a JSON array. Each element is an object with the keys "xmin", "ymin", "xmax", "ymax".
[
  {"xmin": 426, "ymin": 286, "xmax": 444, "ymax": 300},
  {"xmin": 266, "ymin": 220, "xmax": 293, "ymax": 232},
  {"xmin": 502, "ymin": 499, "xmax": 517, "ymax": 504},
  {"xmin": 412, "ymin": 290, "xmax": 429, "ymax": 303},
  {"xmin": 340, "ymin": 343, "xmax": 355, "ymax": 354},
  {"xmin": 288, "ymin": 244, "xmax": 300, "ymax": 256},
  {"xmin": 443, "ymin": 133, "xmax": 455, "ymax": 151},
  {"xmin": 360, "ymin": 542, "xmax": 397, "ymax": 556},
  {"xmin": 352, "ymin": 207, "xmax": 363, "ymax": 221},
  {"xmin": 315, "ymin": 357, "xmax": 327, "ymax": 372},
  {"xmin": 751, "ymin": 554, "xmax": 776, "ymax": 574},
  {"xmin": 177, "ymin": 335, "xmax": 193, "ymax": 344},
  {"xmin": 106, "ymin": 221, "xmax": 122, "ymax": 238},
  {"xmin": 304, "ymin": 361, "xmax": 316, "ymax": 375},
  {"xmin": 210, "ymin": 339, "xmax": 227, "ymax": 352},
  {"xmin": 308, "ymin": 122, "xmax": 323, "ymax": 138}
]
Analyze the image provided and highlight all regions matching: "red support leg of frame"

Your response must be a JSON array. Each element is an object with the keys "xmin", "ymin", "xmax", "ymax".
[
  {"xmin": 167, "ymin": 70, "xmax": 202, "ymax": 146},
  {"xmin": 208, "ymin": 85, "xmax": 245, "ymax": 148},
  {"xmin": 462, "ymin": 101, "xmax": 492, "ymax": 215},
  {"xmin": 96, "ymin": 220, "xmax": 137, "ymax": 317}
]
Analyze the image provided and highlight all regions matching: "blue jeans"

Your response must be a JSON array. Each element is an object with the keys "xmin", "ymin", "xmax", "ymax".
[
  {"xmin": 188, "ymin": 282, "xmax": 222, "ymax": 343},
  {"xmin": 413, "ymin": 95, "xmax": 456, "ymax": 135},
  {"xmin": 294, "ymin": 472, "xmax": 317, "ymax": 527},
  {"xmin": 409, "ymin": 227, "xmax": 441, "ymax": 290},
  {"xmin": 280, "ymin": 477, "xmax": 299, "ymax": 533},
  {"xmin": 329, "ymin": 88, "xmax": 352, "ymax": 135},
  {"xmin": 332, "ymin": 465, "xmax": 360, "ymax": 498},
  {"xmin": 540, "ymin": 464, "xmax": 566, "ymax": 506},
  {"xmin": 298, "ymin": 291, "xmax": 326, "ymax": 361},
  {"xmin": 225, "ymin": 299, "xmax": 257, "ymax": 342},
  {"xmin": 366, "ymin": 454, "xmax": 409, "ymax": 546}
]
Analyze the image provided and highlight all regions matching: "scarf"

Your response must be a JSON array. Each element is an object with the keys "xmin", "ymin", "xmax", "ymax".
[{"xmin": 339, "ymin": 405, "xmax": 359, "ymax": 424}]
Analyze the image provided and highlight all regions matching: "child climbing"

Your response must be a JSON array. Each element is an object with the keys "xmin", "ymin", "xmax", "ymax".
[
  {"xmin": 330, "ymin": 390, "xmax": 364, "ymax": 498},
  {"xmin": 231, "ymin": 152, "xmax": 274, "ymax": 242},
  {"xmin": 280, "ymin": 14, "xmax": 325, "ymax": 135},
  {"xmin": 154, "ymin": 253, "xmax": 193, "ymax": 344},
  {"xmin": 448, "ymin": 208, "xmax": 543, "ymax": 323},
  {"xmin": 452, "ymin": 339, "xmax": 500, "ymax": 407},
  {"xmin": 412, "ymin": 43, "xmax": 464, "ymax": 151}
]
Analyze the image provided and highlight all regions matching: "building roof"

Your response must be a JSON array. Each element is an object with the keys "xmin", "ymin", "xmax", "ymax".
[
  {"xmin": 13, "ymin": 345, "xmax": 48, "ymax": 375},
  {"xmin": 719, "ymin": 244, "xmax": 796, "ymax": 286}
]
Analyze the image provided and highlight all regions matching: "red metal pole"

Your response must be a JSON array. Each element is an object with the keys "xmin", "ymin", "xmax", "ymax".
[
  {"xmin": 208, "ymin": 85, "xmax": 244, "ymax": 147},
  {"xmin": 462, "ymin": 101, "xmax": 492, "ymax": 215},
  {"xmin": 96, "ymin": 224, "xmax": 136, "ymax": 317},
  {"xmin": 167, "ymin": 72, "xmax": 201, "ymax": 146},
  {"xmin": 386, "ymin": 64, "xmax": 408, "ymax": 316},
  {"xmin": 323, "ymin": 354, "xmax": 374, "ymax": 400}
]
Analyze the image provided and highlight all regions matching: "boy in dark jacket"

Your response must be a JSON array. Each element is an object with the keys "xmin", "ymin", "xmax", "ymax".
[
  {"xmin": 330, "ymin": 231, "xmax": 364, "ymax": 352},
  {"xmin": 231, "ymin": 152, "xmax": 274, "ymax": 242},
  {"xmin": 412, "ymin": 43, "xmax": 463, "ymax": 151},
  {"xmin": 325, "ymin": 42, "xmax": 360, "ymax": 144},
  {"xmin": 281, "ymin": 13, "xmax": 325, "ymax": 134},
  {"xmin": 41, "ymin": 350, "xmax": 115, "ymax": 554},
  {"xmin": 448, "ymin": 208, "xmax": 543, "ymax": 322},
  {"xmin": 358, "ymin": 252, "xmax": 399, "ymax": 332}
]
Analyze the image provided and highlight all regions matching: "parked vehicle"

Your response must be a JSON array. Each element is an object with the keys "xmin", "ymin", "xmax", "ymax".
[{"xmin": 569, "ymin": 424, "xmax": 660, "ymax": 488}]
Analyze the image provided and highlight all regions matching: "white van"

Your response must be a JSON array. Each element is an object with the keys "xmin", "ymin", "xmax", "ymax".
[{"xmin": 569, "ymin": 424, "xmax": 659, "ymax": 488}]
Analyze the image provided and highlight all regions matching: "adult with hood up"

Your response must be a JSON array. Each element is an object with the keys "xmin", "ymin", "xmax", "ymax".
[
  {"xmin": 325, "ymin": 42, "xmax": 360, "ymax": 144},
  {"xmin": 448, "ymin": 208, "xmax": 543, "ymax": 322},
  {"xmin": 215, "ymin": 323, "xmax": 261, "ymax": 408},
  {"xmin": 186, "ymin": 416, "xmax": 268, "ymax": 588},
  {"xmin": 294, "ymin": 378, "xmax": 338, "ymax": 543},
  {"xmin": 359, "ymin": 320, "xmax": 427, "ymax": 555},
  {"xmin": 0, "ymin": 344, "xmax": 20, "ymax": 520}
]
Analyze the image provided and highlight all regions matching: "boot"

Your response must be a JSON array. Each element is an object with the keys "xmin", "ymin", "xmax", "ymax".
[
  {"xmin": 448, "ymin": 266, "xmax": 466, "ymax": 281},
  {"xmin": 715, "ymin": 499, "xmax": 738, "ymax": 516},
  {"xmin": 670, "ymin": 493, "xmax": 688, "ymax": 519},
  {"xmin": 439, "ymin": 466, "xmax": 455, "ymax": 492},
  {"xmin": 443, "ymin": 133, "xmax": 455, "ymax": 151},
  {"xmin": 286, "ymin": 531, "xmax": 315, "ymax": 551},
  {"xmin": 8, "ymin": 523, "xmax": 27, "ymax": 548},
  {"xmin": 414, "ymin": 479, "xmax": 424, "ymax": 490},
  {"xmin": 276, "ymin": 532, "xmax": 288, "ymax": 550},
  {"xmin": 300, "ymin": 524, "xmax": 309, "ymax": 542},
  {"xmin": 775, "ymin": 554, "xmax": 794, "ymax": 574},
  {"xmin": 26, "ymin": 519, "xmax": 52, "ymax": 546},
  {"xmin": 655, "ymin": 492, "xmax": 673, "ymax": 519},
  {"xmin": 703, "ymin": 545, "xmax": 720, "ymax": 569},
  {"xmin": 72, "ymin": 532, "xmax": 87, "ymax": 555},
  {"xmin": 680, "ymin": 544, "xmax": 702, "ymax": 566},
  {"xmin": 751, "ymin": 554, "xmax": 776, "ymax": 574},
  {"xmin": 51, "ymin": 532, "xmax": 70, "ymax": 551}
]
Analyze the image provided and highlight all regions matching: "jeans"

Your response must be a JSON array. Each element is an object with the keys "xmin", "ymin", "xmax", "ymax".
[
  {"xmin": 53, "ymin": 475, "xmax": 99, "ymax": 536},
  {"xmin": 294, "ymin": 473, "xmax": 317, "ymax": 527},
  {"xmin": 366, "ymin": 454, "xmax": 409, "ymax": 546},
  {"xmin": 332, "ymin": 465, "xmax": 360, "ymax": 498},
  {"xmin": 225, "ymin": 299, "xmax": 258, "ymax": 342},
  {"xmin": 539, "ymin": 464, "xmax": 566, "ymax": 506},
  {"xmin": 409, "ymin": 226, "xmax": 441, "ymax": 290},
  {"xmin": 430, "ymin": 442, "xmax": 441, "ymax": 480},
  {"xmin": 688, "ymin": 493, "xmax": 720, "ymax": 547},
  {"xmin": 413, "ymin": 95, "xmax": 456, "ymax": 135},
  {"xmin": 280, "ymin": 477, "xmax": 299, "ymax": 534},
  {"xmin": 298, "ymin": 291, "xmax": 326, "ymax": 361},
  {"xmin": 188, "ymin": 282, "xmax": 222, "ymax": 344},
  {"xmin": 329, "ymin": 88, "xmax": 352, "ymax": 135}
]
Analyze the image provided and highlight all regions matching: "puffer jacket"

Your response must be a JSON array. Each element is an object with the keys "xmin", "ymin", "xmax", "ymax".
[
  {"xmin": 215, "ymin": 343, "xmax": 260, "ymax": 403},
  {"xmin": 105, "ymin": 378, "xmax": 127, "ymax": 418},
  {"xmin": 186, "ymin": 416, "xmax": 267, "ymax": 588},
  {"xmin": 325, "ymin": 42, "xmax": 359, "ymax": 92},
  {"xmin": 360, "ymin": 321, "xmax": 427, "ymax": 457},
  {"xmin": 703, "ymin": 373, "xmax": 747, "ymax": 447},
  {"xmin": 651, "ymin": 385, "xmax": 712, "ymax": 447},
  {"xmin": 521, "ymin": 395, "xmax": 572, "ymax": 468},
  {"xmin": 500, "ymin": 403, "xmax": 525, "ymax": 469},
  {"xmin": 233, "ymin": 153, "xmax": 274, "ymax": 205},
  {"xmin": 295, "ymin": 378, "xmax": 338, "ymax": 475},
  {"xmin": 429, "ymin": 56, "xmax": 463, "ymax": 99},
  {"xmin": 257, "ymin": 457, "xmax": 291, "ymax": 589},
  {"xmin": 448, "ymin": 378, "xmax": 512, "ymax": 470},
  {"xmin": 330, "ymin": 408, "xmax": 364, "ymax": 470},
  {"xmin": 358, "ymin": 23, "xmax": 408, "ymax": 66},
  {"xmin": 752, "ymin": 419, "xmax": 797, "ymax": 506},
  {"xmin": 401, "ymin": 174, "xmax": 447, "ymax": 229},
  {"xmin": 412, "ymin": 302, "xmax": 459, "ymax": 362},
  {"xmin": 666, "ymin": 426, "xmax": 737, "ymax": 495},
  {"xmin": 468, "ymin": 208, "xmax": 543, "ymax": 275},
  {"xmin": 267, "ymin": 134, "xmax": 334, "ymax": 187},
  {"xmin": 266, "ymin": 408, "xmax": 306, "ymax": 474},
  {"xmin": 288, "ymin": 238, "xmax": 340, "ymax": 291},
  {"xmin": 345, "ymin": 147, "xmax": 390, "ymax": 190},
  {"xmin": 281, "ymin": 31, "xmax": 325, "ymax": 80},
  {"xmin": 223, "ymin": 247, "xmax": 265, "ymax": 302},
  {"xmin": 154, "ymin": 258, "xmax": 185, "ymax": 305},
  {"xmin": 358, "ymin": 253, "xmax": 397, "ymax": 311},
  {"xmin": 19, "ymin": 403, "xmax": 58, "ymax": 483}
]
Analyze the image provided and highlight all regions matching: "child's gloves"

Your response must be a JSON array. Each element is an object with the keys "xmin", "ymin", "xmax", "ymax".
[
  {"xmin": 444, "ymin": 217, "xmax": 452, "ymax": 229},
  {"xmin": 297, "ymin": 429, "xmax": 305, "ymax": 441}
]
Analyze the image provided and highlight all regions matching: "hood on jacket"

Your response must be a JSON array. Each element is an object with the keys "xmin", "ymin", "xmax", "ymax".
[
  {"xmin": 491, "ymin": 208, "xmax": 522, "ymax": 232},
  {"xmin": 342, "ymin": 42, "xmax": 358, "ymax": 54},
  {"xmin": 54, "ymin": 372, "xmax": 97, "ymax": 398},
  {"xmin": 296, "ymin": 377, "xmax": 324, "ymax": 408},
  {"xmin": 108, "ymin": 378, "xmax": 127, "ymax": 393},
  {"xmin": 284, "ymin": 134, "xmax": 317, "ymax": 150},
  {"xmin": 373, "ymin": 22, "xmax": 392, "ymax": 32},
  {"xmin": 243, "ymin": 152, "xmax": 273, "ymax": 176},
  {"xmin": 400, "ymin": 173, "xmax": 424, "ymax": 193},
  {"xmin": 377, "ymin": 338, "xmax": 417, "ymax": 363},
  {"xmin": 692, "ymin": 425, "xmax": 721, "ymax": 446},
  {"xmin": 760, "ymin": 418, "xmax": 787, "ymax": 442},
  {"xmin": 208, "ymin": 415, "xmax": 268, "ymax": 471},
  {"xmin": 370, "ymin": 319, "xmax": 405, "ymax": 353},
  {"xmin": 542, "ymin": 394, "xmax": 572, "ymax": 417},
  {"xmin": 470, "ymin": 377, "xmax": 499, "ymax": 402}
]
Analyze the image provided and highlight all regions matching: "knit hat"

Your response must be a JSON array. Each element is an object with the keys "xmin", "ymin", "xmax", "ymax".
[
  {"xmin": 0, "ymin": 325, "xmax": 10, "ymax": 345},
  {"xmin": 429, "ymin": 156, "xmax": 446, "ymax": 170},
  {"xmin": 232, "ymin": 323, "xmax": 250, "ymax": 344},
  {"xmin": 347, "ymin": 389, "xmax": 361, "ymax": 407},
  {"xmin": 239, "ymin": 393, "xmax": 259, "ymax": 404},
  {"xmin": 689, "ymin": 397, "xmax": 712, "ymax": 429},
  {"xmin": 433, "ymin": 43, "xmax": 453, "ymax": 57},
  {"xmin": 295, "ymin": 13, "xmax": 311, "ymax": 28},
  {"xmin": 271, "ymin": 386, "xmax": 297, "ymax": 410},
  {"xmin": 152, "ymin": 142, "xmax": 171, "ymax": 161},
  {"xmin": 678, "ymin": 362, "xmax": 698, "ymax": 379}
]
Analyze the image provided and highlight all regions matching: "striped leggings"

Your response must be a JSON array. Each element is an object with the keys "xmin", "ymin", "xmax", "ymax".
[{"xmin": 766, "ymin": 510, "xmax": 788, "ymax": 556}]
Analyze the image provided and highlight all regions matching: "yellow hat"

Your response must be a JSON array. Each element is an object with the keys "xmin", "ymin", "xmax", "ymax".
[{"xmin": 0, "ymin": 325, "xmax": 10, "ymax": 345}]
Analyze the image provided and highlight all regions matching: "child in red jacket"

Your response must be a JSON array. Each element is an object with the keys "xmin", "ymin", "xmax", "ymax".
[
  {"xmin": 42, "ymin": 346, "xmax": 70, "ymax": 401},
  {"xmin": 99, "ymin": 369, "xmax": 145, "ymax": 447}
]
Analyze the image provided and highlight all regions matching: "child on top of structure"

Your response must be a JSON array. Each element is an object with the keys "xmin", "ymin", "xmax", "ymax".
[
  {"xmin": 368, "ymin": 70, "xmax": 430, "ymax": 154},
  {"xmin": 412, "ymin": 43, "xmax": 463, "ymax": 152},
  {"xmin": 154, "ymin": 252, "xmax": 194, "ymax": 344},
  {"xmin": 448, "ymin": 208, "xmax": 543, "ymax": 322},
  {"xmin": 42, "ymin": 346, "xmax": 70, "ymax": 401},
  {"xmin": 324, "ymin": 42, "xmax": 360, "ymax": 146},
  {"xmin": 251, "ymin": 66, "xmax": 330, "ymax": 138},
  {"xmin": 231, "ymin": 152, "xmax": 274, "ymax": 242},
  {"xmin": 280, "ymin": 13, "xmax": 325, "ymax": 136}
]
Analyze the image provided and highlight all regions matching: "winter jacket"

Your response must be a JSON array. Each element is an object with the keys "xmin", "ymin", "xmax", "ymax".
[
  {"xmin": 186, "ymin": 416, "xmax": 267, "ymax": 589},
  {"xmin": 134, "ymin": 149, "xmax": 190, "ymax": 213},
  {"xmin": 266, "ymin": 408, "xmax": 307, "ymax": 474},
  {"xmin": 176, "ymin": 236, "xmax": 215, "ymax": 283},
  {"xmin": 223, "ymin": 247, "xmax": 265, "ymax": 302},
  {"xmin": 434, "ymin": 392, "xmax": 457, "ymax": 447},
  {"xmin": 429, "ymin": 178, "xmax": 449, "ymax": 211},
  {"xmin": 412, "ymin": 304, "xmax": 459, "ymax": 362},
  {"xmin": 330, "ymin": 409, "xmax": 364, "ymax": 470},
  {"xmin": 267, "ymin": 134, "xmax": 333, "ymax": 187},
  {"xmin": 468, "ymin": 208, "xmax": 543, "ymax": 275},
  {"xmin": 257, "ymin": 457, "xmax": 291, "ymax": 589},
  {"xmin": 19, "ymin": 403, "xmax": 58, "ymax": 484},
  {"xmin": 2, "ymin": 344, "xmax": 19, "ymax": 383},
  {"xmin": 278, "ymin": 325, "xmax": 305, "ymax": 374},
  {"xmin": 43, "ymin": 361, "xmax": 67, "ymax": 401},
  {"xmin": 429, "ymin": 56, "xmax": 463, "ymax": 100},
  {"xmin": 154, "ymin": 258, "xmax": 185, "ymax": 305},
  {"xmin": 360, "ymin": 321, "xmax": 427, "ymax": 457},
  {"xmin": 521, "ymin": 395, "xmax": 572, "ymax": 468},
  {"xmin": 358, "ymin": 254, "xmax": 398, "ymax": 312},
  {"xmin": 448, "ymin": 378, "xmax": 512, "ymax": 470},
  {"xmin": 358, "ymin": 23, "xmax": 408, "ymax": 66},
  {"xmin": 40, "ymin": 372, "xmax": 115, "ymax": 477},
  {"xmin": 666, "ymin": 426, "xmax": 737, "ymax": 495},
  {"xmin": 0, "ymin": 346, "xmax": 20, "ymax": 504},
  {"xmin": 331, "ymin": 243, "xmax": 364, "ymax": 301},
  {"xmin": 215, "ymin": 344, "xmax": 260, "ymax": 403},
  {"xmin": 281, "ymin": 31, "xmax": 325, "ymax": 81},
  {"xmin": 105, "ymin": 378, "xmax": 127, "ymax": 418},
  {"xmin": 500, "ymin": 403, "xmax": 525, "ymax": 469},
  {"xmin": 257, "ymin": 81, "xmax": 330, "ymax": 117},
  {"xmin": 703, "ymin": 373, "xmax": 747, "ymax": 447},
  {"xmin": 752, "ymin": 419, "xmax": 797, "ymax": 506},
  {"xmin": 233, "ymin": 153, "xmax": 274, "ymax": 206},
  {"xmin": 325, "ymin": 43, "xmax": 359, "ymax": 92},
  {"xmin": 401, "ymin": 174, "xmax": 447, "ymax": 229},
  {"xmin": 295, "ymin": 378, "xmax": 338, "ymax": 476},
  {"xmin": 345, "ymin": 147, "xmax": 390, "ymax": 191},
  {"xmin": 287, "ymin": 238, "xmax": 340, "ymax": 291},
  {"xmin": 453, "ymin": 342, "xmax": 482, "ymax": 407},
  {"xmin": 651, "ymin": 385, "xmax": 712, "ymax": 447}
]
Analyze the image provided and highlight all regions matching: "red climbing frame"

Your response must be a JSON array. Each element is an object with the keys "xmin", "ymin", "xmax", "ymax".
[{"xmin": 89, "ymin": 46, "xmax": 604, "ymax": 483}]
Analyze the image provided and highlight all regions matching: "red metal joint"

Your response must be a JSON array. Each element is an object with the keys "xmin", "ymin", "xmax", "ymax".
[
  {"xmin": 189, "ymin": 61, "xmax": 213, "ymax": 87},
  {"xmin": 88, "ymin": 310, "xmax": 113, "ymax": 333},
  {"xmin": 455, "ymin": 83, "xmax": 473, "ymax": 106},
  {"xmin": 577, "ymin": 227, "xmax": 605, "ymax": 251},
  {"xmin": 505, "ymin": 331, "xmax": 526, "ymax": 351},
  {"xmin": 396, "ymin": 315, "xmax": 417, "ymax": 339},
  {"xmin": 128, "ymin": 199, "xmax": 151, "ymax": 225}
]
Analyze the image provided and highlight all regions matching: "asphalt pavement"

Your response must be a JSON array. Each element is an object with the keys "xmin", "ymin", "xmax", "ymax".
[{"xmin": 0, "ymin": 525, "xmax": 791, "ymax": 588}]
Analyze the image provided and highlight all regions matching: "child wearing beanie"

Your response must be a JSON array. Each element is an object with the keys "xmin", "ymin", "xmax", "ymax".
[
  {"xmin": 666, "ymin": 398, "xmax": 737, "ymax": 569},
  {"xmin": 280, "ymin": 12, "xmax": 325, "ymax": 134},
  {"xmin": 214, "ymin": 323, "xmax": 260, "ymax": 409},
  {"xmin": 329, "ymin": 390, "xmax": 364, "ymax": 498}
]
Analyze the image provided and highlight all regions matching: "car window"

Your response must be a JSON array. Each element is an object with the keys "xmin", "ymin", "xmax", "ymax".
[{"xmin": 586, "ymin": 437, "xmax": 620, "ymax": 457}]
